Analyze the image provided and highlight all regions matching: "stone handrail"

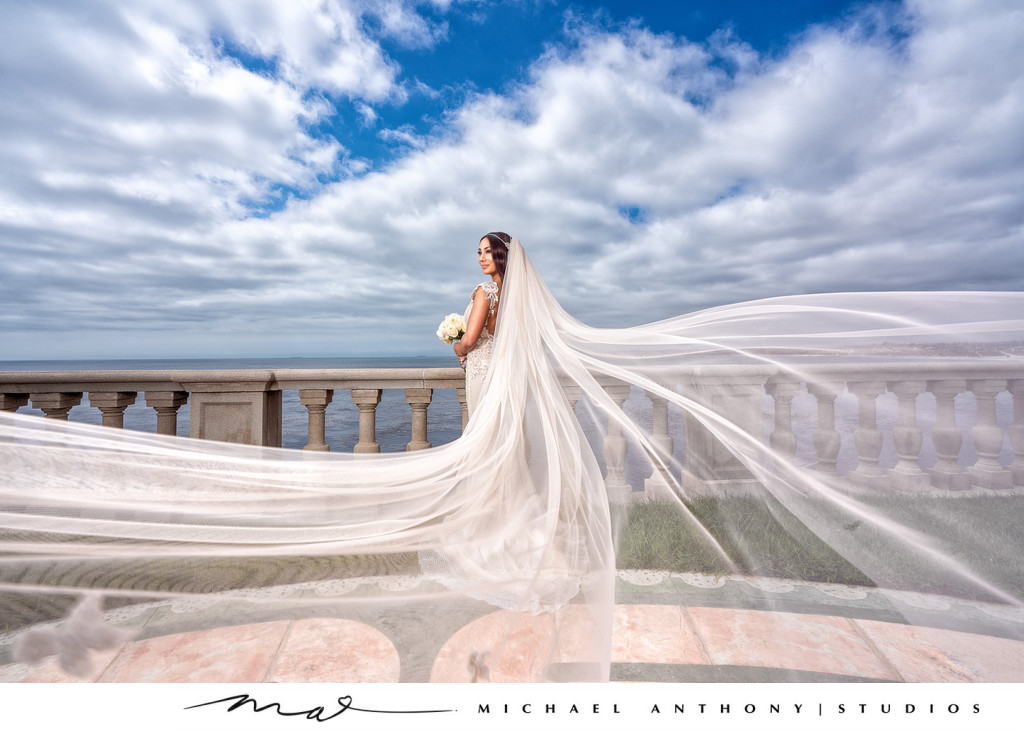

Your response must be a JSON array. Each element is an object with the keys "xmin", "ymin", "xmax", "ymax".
[
  {"xmin": 0, "ymin": 368, "xmax": 466, "ymax": 452},
  {"xmin": 2, "ymin": 360, "xmax": 1022, "ymax": 496},
  {"xmin": 633, "ymin": 360, "xmax": 1024, "ymax": 498}
]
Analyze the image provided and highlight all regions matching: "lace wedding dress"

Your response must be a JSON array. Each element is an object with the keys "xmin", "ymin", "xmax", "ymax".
[
  {"xmin": 421, "ymin": 279, "xmax": 593, "ymax": 615},
  {"xmin": 463, "ymin": 281, "xmax": 498, "ymax": 416},
  {"xmin": 1, "ymin": 238, "xmax": 1023, "ymax": 683}
]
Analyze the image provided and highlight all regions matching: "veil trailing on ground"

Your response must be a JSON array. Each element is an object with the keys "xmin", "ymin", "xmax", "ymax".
[{"xmin": 1, "ymin": 238, "xmax": 1023, "ymax": 683}]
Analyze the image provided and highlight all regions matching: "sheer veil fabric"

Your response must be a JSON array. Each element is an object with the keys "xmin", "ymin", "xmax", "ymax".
[{"xmin": 1, "ymin": 238, "xmax": 1023, "ymax": 682}]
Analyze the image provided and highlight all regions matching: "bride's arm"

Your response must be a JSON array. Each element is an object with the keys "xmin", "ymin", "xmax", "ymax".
[{"xmin": 453, "ymin": 287, "xmax": 490, "ymax": 359}]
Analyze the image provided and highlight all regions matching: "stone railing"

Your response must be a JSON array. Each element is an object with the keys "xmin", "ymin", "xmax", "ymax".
[
  {"xmin": 0, "ymin": 368, "xmax": 466, "ymax": 453},
  {"xmin": 632, "ymin": 361, "xmax": 1024, "ymax": 499},
  {"xmin": 2, "ymin": 361, "xmax": 1022, "ymax": 496}
]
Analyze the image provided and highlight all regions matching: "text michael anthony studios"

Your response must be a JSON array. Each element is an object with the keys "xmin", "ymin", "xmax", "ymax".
[
  {"xmin": 475, "ymin": 699, "xmax": 981, "ymax": 716},
  {"xmin": 465, "ymin": 690, "xmax": 1005, "ymax": 731}
]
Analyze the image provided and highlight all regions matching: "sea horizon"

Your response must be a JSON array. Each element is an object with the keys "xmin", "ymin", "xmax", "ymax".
[{"xmin": 0, "ymin": 355, "xmax": 456, "ymax": 372}]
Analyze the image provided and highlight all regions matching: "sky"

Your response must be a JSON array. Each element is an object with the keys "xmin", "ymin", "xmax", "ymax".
[{"xmin": 1, "ymin": 0, "xmax": 1022, "ymax": 360}]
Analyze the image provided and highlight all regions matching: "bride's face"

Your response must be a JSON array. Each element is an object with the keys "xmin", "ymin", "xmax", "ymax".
[{"xmin": 478, "ymin": 238, "xmax": 497, "ymax": 275}]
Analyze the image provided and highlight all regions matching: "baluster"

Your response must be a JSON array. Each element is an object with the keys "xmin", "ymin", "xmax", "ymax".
[
  {"xmin": 808, "ymin": 382, "xmax": 843, "ymax": 475},
  {"xmin": 300, "ymin": 389, "xmax": 334, "ymax": 452},
  {"xmin": 967, "ymin": 379, "xmax": 1012, "ymax": 490},
  {"xmin": 29, "ymin": 392, "xmax": 83, "ymax": 420},
  {"xmin": 88, "ymin": 391, "xmax": 137, "ymax": 429},
  {"xmin": 887, "ymin": 380, "xmax": 929, "ymax": 491},
  {"xmin": 643, "ymin": 390, "xmax": 674, "ymax": 499},
  {"xmin": 849, "ymin": 381, "xmax": 887, "ymax": 489},
  {"xmin": 145, "ymin": 391, "xmax": 189, "ymax": 436},
  {"xmin": 405, "ymin": 388, "xmax": 433, "ymax": 451},
  {"xmin": 351, "ymin": 389, "xmax": 382, "ymax": 453},
  {"xmin": 1009, "ymin": 380, "xmax": 1024, "ymax": 489},
  {"xmin": 603, "ymin": 384, "xmax": 632, "ymax": 502},
  {"xmin": 562, "ymin": 384, "xmax": 582, "ymax": 412},
  {"xmin": 926, "ymin": 380, "xmax": 969, "ymax": 491},
  {"xmin": 1, "ymin": 394, "xmax": 29, "ymax": 412},
  {"xmin": 456, "ymin": 387, "xmax": 468, "ymax": 432},
  {"xmin": 0, "ymin": 394, "xmax": 26, "ymax": 446},
  {"xmin": 767, "ymin": 380, "xmax": 801, "ymax": 459}
]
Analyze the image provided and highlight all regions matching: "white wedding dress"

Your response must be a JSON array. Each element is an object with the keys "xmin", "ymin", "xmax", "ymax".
[
  {"xmin": 463, "ymin": 281, "xmax": 498, "ymax": 417},
  {"xmin": 1, "ymin": 238, "xmax": 1023, "ymax": 682}
]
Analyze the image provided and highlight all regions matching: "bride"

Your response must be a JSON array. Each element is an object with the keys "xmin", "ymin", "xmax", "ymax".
[
  {"xmin": 1, "ymin": 235, "xmax": 1023, "ymax": 683},
  {"xmin": 453, "ymin": 231, "xmax": 510, "ymax": 416}
]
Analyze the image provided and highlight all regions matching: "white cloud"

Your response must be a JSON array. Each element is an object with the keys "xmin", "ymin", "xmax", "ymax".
[
  {"xmin": 356, "ymin": 102, "xmax": 380, "ymax": 124},
  {"xmin": 146, "ymin": 0, "xmax": 406, "ymax": 100},
  {"xmin": 2, "ymin": 0, "xmax": 1022, "ymax": 359},
  {"xmin": 378, "ymin": 124, "xmax": 428, "ymax": 149},
  {"xmin": 363, "ymin": 0, "xmax": 450, "ymax": 49},
  {"xmin": 0, "ymin": 1, "xmax": 358, "ymax": 240}
]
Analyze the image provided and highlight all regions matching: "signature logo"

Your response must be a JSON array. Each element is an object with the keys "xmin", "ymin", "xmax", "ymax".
[{"xmin": 186, "ymin": 693, "xmax": 455, "ymax": 723}]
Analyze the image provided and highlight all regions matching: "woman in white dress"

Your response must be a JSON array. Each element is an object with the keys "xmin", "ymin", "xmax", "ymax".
[
  {"xmin": 453, "ymin": 231, "xmax": 510, "ymax": 416},
  {"xmin": 2, "ymin": 236, "xmax": 1023, "ymax": 683}
]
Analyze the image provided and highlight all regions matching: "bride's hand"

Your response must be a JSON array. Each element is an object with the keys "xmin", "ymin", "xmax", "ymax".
[{"xmin": 453, "ymin": 342, "xmax": 466, "ymax": 366}]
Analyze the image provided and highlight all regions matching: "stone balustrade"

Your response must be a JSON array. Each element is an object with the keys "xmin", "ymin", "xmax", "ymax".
[
  {"xmin": 655, "ymin": 361, "xmax": 1024, "ymax": 498},
  {"xmin": 0, "ymin": 368, "xmax": 466, "ymax": 452},
  {"xmin": 2, "ymin": 360, "xmax": 1023, "ymax": 497}
]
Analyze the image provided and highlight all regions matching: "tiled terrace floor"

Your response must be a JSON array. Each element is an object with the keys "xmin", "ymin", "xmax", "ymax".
[{"xmin": 3, "ymin": 575, "xmax": 1023, "ymax": 684}]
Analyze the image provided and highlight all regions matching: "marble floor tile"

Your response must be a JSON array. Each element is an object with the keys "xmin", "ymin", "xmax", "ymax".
[
  {"xmin": 612, "ymin": 604, "xmax": 708, "ymax": 665},
  {"xmin": 430, "ymin": 610, "xmax": 558, "ymax": 682},
  {"xmin": 97, "ymin": 621, "xmax": 290, "ymax": 683},
  {"xmin": 687, "ymin": 608, "xmax": 900, "ymax": 680},
  {"xmin": 856, "ymin": 619, "xmax": 1024, "ymax": 682},
  {"xmin": 267, "ymin": 618, "xmax": 400, "ymax": 683},
  {"xmin": 4, "ymin": 601, "xmax": 1018, "ymax": 684},
  {"xmin": 1, "ymin": 645, "xmax": 125, "ymax": 683}
]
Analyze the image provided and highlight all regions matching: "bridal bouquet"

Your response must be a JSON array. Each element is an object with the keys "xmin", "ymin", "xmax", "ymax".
[{"xmin": 436, "ymin": 313, "xmax": 466, "ymax": 344}]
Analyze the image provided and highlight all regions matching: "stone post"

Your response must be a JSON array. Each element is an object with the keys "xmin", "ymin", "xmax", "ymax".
[
  {"xmin": 185, "ymin": 375, "xmax": 281, "ymax": 447},
  {"xmin": 680, "ymin": 376, "xmax": 766, "ymax": 496},
  {"xmin": 808, "ymin": 382, "xmax": 843, "ymax": 475},
  {"xmin": 602, "ymin": 384, "xmax": 632, "ymax": 502},
  {"xmin": 967, "ymin": 379, "xmax": 1012, "ymax": 490},
  {"xmin": 926, "ymin": 380, "xmax": 969, "ymax": 491},
  {"xmin": 643, "ymin": 390, "xmax": 675, "ymax": 500},
  {"xmin": 405, "ymin": 388, "xmax": 433, "ymax": 451},
  {"xmin": 848, "ymin": 381, "xmax": 887, "ymax": 490},
  {"xmin": 88, "ymin": 391, "xmax": 137, "ymax": 429},
  {"xmin": 300, "ymin": 389, "xmax": 334, "ymax": 452},
  {"xmin": 766, "ymin": 380, "xmax": 801, "ymax": 459},
  {"xmin": 351, "ymin": 388, "xmax": 382, "ymax": 454},
  {"xmin": 1009, "ymin": 379, "xmax": 1024, "ymax": 489},
  {"xmin": 887, "ymin": 380, "xmax": 930, "ymax": 491},
  {"xmin": 29, "ymin": 392, "xmax": 83, "ymax": 420},
  {"xmin": 145, "ymin": 391, "xmax": 189, "ymax": 436}
]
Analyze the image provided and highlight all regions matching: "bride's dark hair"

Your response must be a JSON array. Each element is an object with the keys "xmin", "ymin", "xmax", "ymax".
[{"xmin": 482, "ymin": 231, "xmax": 511, "ymax": 278}]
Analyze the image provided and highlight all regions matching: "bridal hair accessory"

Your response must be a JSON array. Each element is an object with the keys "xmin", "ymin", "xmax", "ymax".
[{"xmin": 484, "ymin": 231, "xmax": 510, "ymax": 248}]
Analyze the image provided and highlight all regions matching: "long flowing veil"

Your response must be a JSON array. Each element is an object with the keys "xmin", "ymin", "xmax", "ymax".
[{"xmin": 1, "ymin": 238, "xmax": 1023, "ymax": 683}]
